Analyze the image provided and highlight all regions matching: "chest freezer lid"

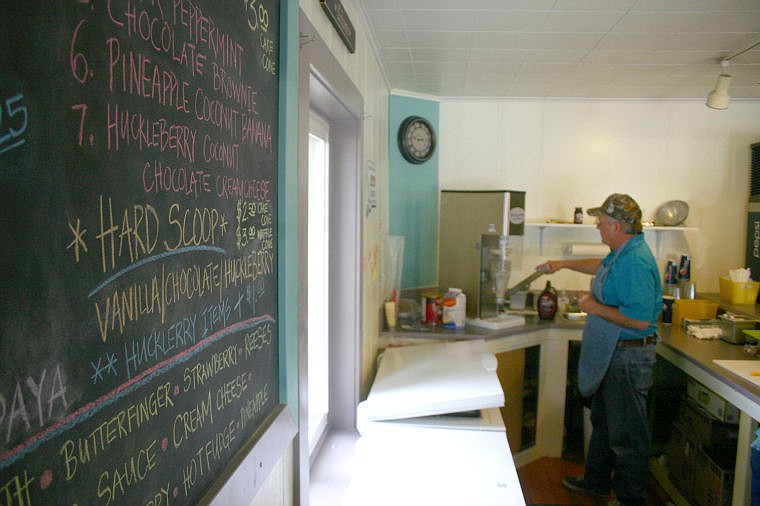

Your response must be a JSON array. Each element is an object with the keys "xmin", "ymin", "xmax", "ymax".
[{"xmin": 358, "ymin": 339, "xmax": 504, "ymax": 422}]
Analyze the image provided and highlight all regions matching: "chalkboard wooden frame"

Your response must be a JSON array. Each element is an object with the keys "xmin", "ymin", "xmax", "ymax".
[{"xmin": 0, "ymin": 1, "xmax": 284, "ymax": 504}]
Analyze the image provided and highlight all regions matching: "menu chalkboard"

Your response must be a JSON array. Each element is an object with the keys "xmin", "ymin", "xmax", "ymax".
[{"xmin": 0, "ymin": 1, "xmax": 280, "ymax": 504}]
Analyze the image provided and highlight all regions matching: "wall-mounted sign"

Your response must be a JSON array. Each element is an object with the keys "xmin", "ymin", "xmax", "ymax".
[
  {"xmin": 320, "ymin": 0, "xmax": 356, "ymax": 53},
  {"xmin": 366, "ymin": 159, "xmax": 377, "ymax": 218}
]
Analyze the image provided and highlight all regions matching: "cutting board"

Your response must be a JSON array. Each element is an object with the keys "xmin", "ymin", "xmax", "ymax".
[{"xmin": 713, "ymin": 359, "xmax": 760, "ymax": 386}]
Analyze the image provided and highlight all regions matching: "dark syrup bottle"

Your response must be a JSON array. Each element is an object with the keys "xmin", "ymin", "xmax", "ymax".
[{"xmin": 538, "ymin": 280, "xmax": 558, "ymax": 320}]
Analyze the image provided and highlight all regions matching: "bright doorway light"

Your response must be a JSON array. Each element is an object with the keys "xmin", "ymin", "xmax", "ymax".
[{"xmin": 307, "ymin": 110, "xmax": 330, "ymax": 455}]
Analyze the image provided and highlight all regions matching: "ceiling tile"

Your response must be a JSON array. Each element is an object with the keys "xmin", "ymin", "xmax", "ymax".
[{"xmin": 355, "ymin": 1, "xmax": 760, "ymax": 99}]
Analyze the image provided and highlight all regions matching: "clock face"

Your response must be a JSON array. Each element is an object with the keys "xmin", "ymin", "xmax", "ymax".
[{"xmin": 398, "ymin": 116, "xmax": 436, "ymax": 164}]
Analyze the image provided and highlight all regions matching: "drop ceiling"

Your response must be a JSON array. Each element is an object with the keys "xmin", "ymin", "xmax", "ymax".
[{"xmin": 356, "ymin": 0, "xmax": 760, "ymax": 100}]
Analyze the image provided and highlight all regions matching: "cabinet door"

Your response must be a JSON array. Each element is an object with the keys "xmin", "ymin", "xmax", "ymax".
[{"xmin": 497, "ymin": 349, "xmax": 526, "ymax": 452}]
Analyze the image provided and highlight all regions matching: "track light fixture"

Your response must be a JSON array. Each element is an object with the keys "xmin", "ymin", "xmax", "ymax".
[
  {"xmin": 706, "ymin": 60, "xmax": 731, "ymax": 110},
  {"xmin": 706, "ymin": 38, "xmax": 760, "ymax": 110}
]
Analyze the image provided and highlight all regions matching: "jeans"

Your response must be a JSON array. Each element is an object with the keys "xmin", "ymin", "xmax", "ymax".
[{"xmin": 583, "ymin": 343, "xmax": 656, "ymax": 506}]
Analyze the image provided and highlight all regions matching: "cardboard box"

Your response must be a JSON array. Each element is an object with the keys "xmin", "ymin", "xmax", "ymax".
[
  {"xmin": 668, "ymin": 423, "xmax": 697, "ymax": 501},
  {"xmin": 693, "ymin": 446, "xmax": 735, "ymax": 506},
  {"xmin": 686, "ymin": 377, "xmax": 739, "ymax": 423},
  {"xmin": 678, "ymin": 399, "xmax": 738, "ymax": 448}
]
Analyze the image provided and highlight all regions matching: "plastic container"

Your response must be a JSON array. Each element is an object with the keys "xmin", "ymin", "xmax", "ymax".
[
  {"xmin": 672, "ymin": 299, "xmax": 719, "ymax": 327},
  {"xmin": 441, "ymin": 288, "xmax": 466, "ymax": 329},
  {"xmin": 719, "ymin": 277, "xmax": 760, "ymax": 305}
]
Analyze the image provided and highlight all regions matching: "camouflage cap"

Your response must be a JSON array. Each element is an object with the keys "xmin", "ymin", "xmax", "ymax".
[{"xmin": 587, "ymin": 193, "xmax": 642, "ymax": 225}]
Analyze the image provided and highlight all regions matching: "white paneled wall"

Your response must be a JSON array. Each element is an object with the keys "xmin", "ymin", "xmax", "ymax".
[{"xmin": 439, "ymin": 100, "xmax": 760, "ymax": 295}]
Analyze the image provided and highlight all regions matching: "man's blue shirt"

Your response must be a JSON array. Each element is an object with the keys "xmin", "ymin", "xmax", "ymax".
[{"xmin": 599, "ymin": 233, "xmax": 661, "ymax": 337}]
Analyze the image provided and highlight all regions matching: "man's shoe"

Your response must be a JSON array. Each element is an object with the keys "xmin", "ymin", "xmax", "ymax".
[{"xmin": 561, "ymin": 476, "xmax": 609, "ymax": 497}]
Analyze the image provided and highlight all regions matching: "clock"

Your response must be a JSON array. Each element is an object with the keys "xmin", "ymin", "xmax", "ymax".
[{"xmin": 397, "ymin": 116, "xmax": 436, "ymax": 164}]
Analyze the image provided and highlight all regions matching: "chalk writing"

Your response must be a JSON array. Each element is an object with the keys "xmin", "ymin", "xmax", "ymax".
[
  {"xmin": 215, "ymin": 372, "xmax": 248, "ymax": 412},
  {"xmin": 173, "ymin": 390, "xmax": 213, "ymax": 449},
  {"xmin": 96, "ymin": 438, "xmax": 158, "ymax": 505},
  {"xmin": 183, "ymin": 344, "xmax": 238, "ymax": 392},
  {"xmin": 244, "ymin": 0, "xmax": 270, "ymax": 33},
  {"xmin": 2, "ymin": 366, "xmax": 69, "ymax": 445},
  {"xmin": 90, "ymin": 353, "xmax": 119, "ymax": 385},
  {"xmin": 142, "ymin": 160, "xmax": 212, "ymax": 197},
  {"xmin": 106, "ymin": 38, "xmax": 192, "ymax": 113},
  {"xmin": 66, "ymin": 217, "xmax": 89, "ymax": 263},
  {"xmin": 181, "ymin": 420, "xmax": 237, "ymax": 496},
  {"xmin": 106, "ymin": 102, "xmax": 197, "ymax": 160},
  {"xmin": 0, "ymin": 93, "xmax": 28, "ymax": 155},
  {"xmin": 145, "ymin": 482, "xmax": 171, "ymax": 506},
  {"xmin": 69, "ymin": 19, "xmax": 91, "ymax": 84},
  {"xmin": 239, "ymin": 383, "xmax": 270, "ymax": 430},
  {"xmin": 59, "ymin": 382, "xmax": 172, "ymax": 481},
  {"xmin": 165, "ymin": 203, "xmax": 227, "ymax": 250},
  {"xmin": 124, "ymin": 315, "xmax": 198, "ymax": 379},
  {"xmin": 243, "ymin": 321, "xmax": 272, "ymax": 359},
  {"xmin": 240, "ymin": 111, "xmax": 272, "ymax": 151},
  {"xmin": 0, "ymin": 0, "xmax": 280, "ymax": 502},
  {"xmin": 0, "ymin": 470, "xmax": 33, "ymax": 506}
]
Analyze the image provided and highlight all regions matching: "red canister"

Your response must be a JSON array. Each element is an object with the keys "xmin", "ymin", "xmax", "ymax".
[{"xmin": 421, "ymin": 292, "xmax": 440, "ymax": 324}]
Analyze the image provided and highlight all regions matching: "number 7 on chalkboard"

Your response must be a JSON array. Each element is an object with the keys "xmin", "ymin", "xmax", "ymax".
[{"xmin": 71, "ymin": 104, "xmax": 88, "ymax": 147}]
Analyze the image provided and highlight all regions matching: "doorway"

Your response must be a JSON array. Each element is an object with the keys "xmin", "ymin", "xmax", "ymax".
[
  {"xmin": 297, "ymin": 10, "xmax": 363, "ymax": 505},
  {"xmin": 307, "ymin": 110, "xmax": 330, "ymax": 455}
]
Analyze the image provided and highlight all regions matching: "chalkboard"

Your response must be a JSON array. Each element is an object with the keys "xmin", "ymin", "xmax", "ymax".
[{"xmin": 0, "ymin": 1, "xmax": 280, "ymax": 504}]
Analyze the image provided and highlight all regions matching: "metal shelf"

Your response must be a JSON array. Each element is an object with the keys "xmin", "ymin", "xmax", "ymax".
[{"xmin": 525, "ymin": 222, "xmax": 697, "ymax": 256}]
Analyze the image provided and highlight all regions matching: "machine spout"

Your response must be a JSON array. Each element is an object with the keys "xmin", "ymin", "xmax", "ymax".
[{"xmin": 504, "ymin": 264, "xmax": 549, "ymax": 299}]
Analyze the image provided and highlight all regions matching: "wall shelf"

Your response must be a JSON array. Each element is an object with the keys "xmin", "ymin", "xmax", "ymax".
[{"xmin": 525, "ymin": 222, "xmax": 697, "ymax": 256}]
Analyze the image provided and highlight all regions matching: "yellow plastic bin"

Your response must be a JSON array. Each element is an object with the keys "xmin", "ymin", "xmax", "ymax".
[
  {"xmin": 672, "ymin": 299, "xmax": 719, "ymax": 327},
  {"xmin": 719, "ymin": 277, "xmax": 760, "ymax": 305}
]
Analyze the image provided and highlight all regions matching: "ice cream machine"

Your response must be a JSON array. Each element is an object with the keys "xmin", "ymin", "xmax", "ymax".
[{"xmin": 438, "ymin": 190, "xmax": 526, "ymax": 319}]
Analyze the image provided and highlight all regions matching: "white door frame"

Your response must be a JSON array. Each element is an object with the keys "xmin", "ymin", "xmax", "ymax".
[{"xmin": 296, "ymin": 10, "xmax": 363, "ymax": 505}]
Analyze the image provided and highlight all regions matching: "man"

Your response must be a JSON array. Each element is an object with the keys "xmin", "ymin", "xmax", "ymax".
[{"xmin": 538, "ymin": 193, "xmax": 661, "ymax": 506}]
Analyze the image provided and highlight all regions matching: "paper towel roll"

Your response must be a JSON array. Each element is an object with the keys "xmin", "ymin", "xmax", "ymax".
[{"xmin": 564, "ymin": 243, "xmax": 610, "ymax": 257}]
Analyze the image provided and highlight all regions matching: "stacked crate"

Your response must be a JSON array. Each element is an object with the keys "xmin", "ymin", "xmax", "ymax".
[{"xmin": 667, "ymin": 379, "xmax": 739, "ymax": 506}]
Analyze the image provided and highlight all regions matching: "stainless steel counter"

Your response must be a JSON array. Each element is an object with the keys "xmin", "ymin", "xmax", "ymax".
[
  {"xmin": 657, "ymin": 321, "xmax": 760, "ymax": 414},
  {"xmin": 383, "ymin": 298, "xmax": 760, "ymax": 419},
  {"xmin": 383, "ymin": 296, "xmax": 760, "ymax": 505},
  {"xmin": 383, "ymin": 313, "xmax": 582, "ymax": 340}
]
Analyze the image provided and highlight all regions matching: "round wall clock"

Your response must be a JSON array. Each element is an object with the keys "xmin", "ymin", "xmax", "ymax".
[{"xmin": 397, "ymin": 116, "xmax": 436, "ymax": 164}]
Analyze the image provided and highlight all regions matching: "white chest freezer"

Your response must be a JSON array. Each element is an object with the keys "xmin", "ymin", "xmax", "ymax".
[{"xmin": 348, "ymin": 339, "xmax": 526, "ymax": 506}]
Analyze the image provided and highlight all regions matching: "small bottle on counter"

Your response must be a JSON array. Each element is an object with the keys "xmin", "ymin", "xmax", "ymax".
[{"xmin": 538, "ymin": 281, "xmax": 558, "ymax": 320}]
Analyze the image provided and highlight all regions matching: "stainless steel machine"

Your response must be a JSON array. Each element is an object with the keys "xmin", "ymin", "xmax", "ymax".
[{"xmin": 438, "ymin": 190, "xmax": 526, "ymax": 319}]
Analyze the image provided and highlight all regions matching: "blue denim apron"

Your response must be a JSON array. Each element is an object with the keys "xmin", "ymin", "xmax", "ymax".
[{"xmin": 577, "ymin": 243, "xmax": 627, "ymax": 397}]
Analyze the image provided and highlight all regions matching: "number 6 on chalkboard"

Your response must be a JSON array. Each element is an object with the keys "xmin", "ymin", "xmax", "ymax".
[{"xmin": 70, "ymin": 19, "xmax": 90, "ymax": 84}]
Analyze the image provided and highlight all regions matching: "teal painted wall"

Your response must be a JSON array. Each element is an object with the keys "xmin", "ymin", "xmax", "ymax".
[
  {"xmin": 278, "ymin": 0, "xmax": 298, "ymax": 417},
  {"xmin": 389, "ymin": 95, "xmax": 439, "ymax": 289}
]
